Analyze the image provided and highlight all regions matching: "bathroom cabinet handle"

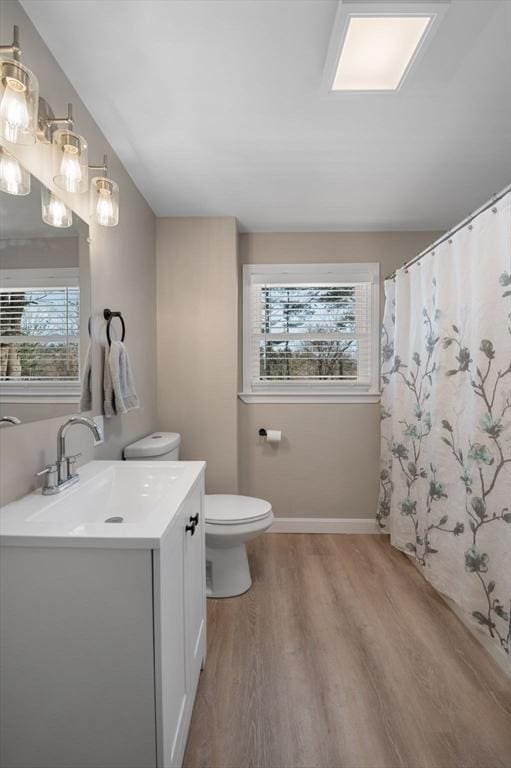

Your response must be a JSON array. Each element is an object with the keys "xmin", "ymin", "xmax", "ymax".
[
  {"xmin": 185, "ymin": 522, "xmax": 196, "ymax": 536},
  {"xmin": 190, "ymin": 513, "xmax": 199, "ymax": 526}
]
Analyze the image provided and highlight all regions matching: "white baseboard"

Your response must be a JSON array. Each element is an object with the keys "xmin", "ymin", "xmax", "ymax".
[{"xmin": 267, "ymin": 517, "xmax": 383, "ymax": 534}]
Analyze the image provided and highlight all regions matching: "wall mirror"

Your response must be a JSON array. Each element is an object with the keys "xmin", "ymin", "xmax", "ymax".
[{"xmin": 0, "ymin": 160, "xmax": 91, "ymax": 427}]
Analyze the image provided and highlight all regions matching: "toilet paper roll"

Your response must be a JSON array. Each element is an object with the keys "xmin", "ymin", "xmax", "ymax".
[{"xmin": 265, "ymin": 429, "xmax": 282, "ymax": 443}]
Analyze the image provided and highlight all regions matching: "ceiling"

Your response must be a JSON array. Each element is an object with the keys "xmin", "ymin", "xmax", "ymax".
[{"xmin": 21, "ymin": 0, "xmax": 511, "ymax": 232}]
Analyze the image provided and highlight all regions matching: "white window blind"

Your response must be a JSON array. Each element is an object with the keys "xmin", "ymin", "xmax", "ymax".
[
  {"xmin": 242, "ymin": 263, "xmax": 379, "ymax": 403},
  {"xmin": 0, "ymin": 270, "xmax": 80, "ymax": 384}
]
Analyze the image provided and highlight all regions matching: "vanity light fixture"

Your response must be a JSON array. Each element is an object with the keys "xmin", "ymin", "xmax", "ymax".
[
  {"xmin": 0, "ymin": 145, "xmax": 30, "ymax": 195},
  {"xmin": 1, "ymin": 24, "xmax": 121, "ymax": 225},
  {"xmin": 52, "ymin": 129, "xmax": 88, "ymax": 193},
  {"xmin": 90, "ymin": 155, "xmax": 119, "ymax": 227},
  {"xmin": 0, "ymin": 26, "xmax": 39, "ymax": 145},
  {"xmin": 41, "ymin": 185, "xmax": 72, "ymax": 228}
]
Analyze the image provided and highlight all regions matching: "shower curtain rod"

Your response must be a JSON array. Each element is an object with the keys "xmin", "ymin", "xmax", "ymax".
[{"xmin": 386, "ymin": 183, "xmax": 511, "ymax": 281}]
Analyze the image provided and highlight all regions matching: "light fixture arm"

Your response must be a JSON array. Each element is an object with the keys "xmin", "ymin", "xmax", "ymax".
[
  {"xmin": 46, "ymin": 102, "xmax": 74, "ymax": 130},
  {"xmin": 89, "ymin": 154, "xmax": 108, "ymax": 176},
  {"xmin": 38, "ymin": 100, "xmax": 74, "ymax": 142},
  {"xmin": 0, "ymin": 25, "xmax": 21, "ymax": 61}
]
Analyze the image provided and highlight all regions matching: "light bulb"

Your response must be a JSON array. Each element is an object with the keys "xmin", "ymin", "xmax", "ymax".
[
  {"xmin": 0, "ymin": 151, "xmax": 21, "ymax": 192},
  {"xmin": 59, "ymin": 145, "xmax": 82, "ymax": 191},
  {"xmin": 96, "ymin": 187, "xmax": 114, "ymax": 226},
  {"xmin": 0, "ymin": 147, "xmax": 30, "ymax": 195},
  {"xmin": 0, "ymin": 60, "xmax": 38, "ymax": 145},
  {"xmin": 48, "ymin": 196, "xmax": 68, "ymax": 227},
  {"xmin": 91, "ymin": 176, "xmax": 119, "ymax": 226},
  {"xmin": 0, "ymin": 76, "xmax": 29, "ymax": 143},
  {"xmin": 41, "ymin": 186, "xmax": 72, "ymax": 228},
  {"xmin": 52, "ymin": 130, "xmax": 88, "ymax": 193}
]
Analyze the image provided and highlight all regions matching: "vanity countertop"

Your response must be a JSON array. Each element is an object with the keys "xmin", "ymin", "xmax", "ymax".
[{"xmin": 0, "ymin": 460, "xmax": 206, "ymax": 549}]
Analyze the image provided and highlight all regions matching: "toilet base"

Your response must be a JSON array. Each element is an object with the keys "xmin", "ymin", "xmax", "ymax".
[{"xmin": 206, "ymin": 543, "xmax": 252, "ymax": 598}]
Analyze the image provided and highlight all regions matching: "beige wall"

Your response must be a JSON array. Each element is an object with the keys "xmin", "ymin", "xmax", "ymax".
[
  {"xmin": 238, "ymin": 232, "xmax": 440, "ymax": 519},
  {"xmin": 156, "ymin": 218, "xmax": 238, "ymax": 494},
  {"xmin": 0, "ymin": 0, "xmax": 157, "ymax": 505},
  {"xmin": 155, "ymin": 225, "xmax": 440, "ymax": 517},
  {"xmin": 0, "ymin": 236, "xmax": 79, "ymax": 269}
]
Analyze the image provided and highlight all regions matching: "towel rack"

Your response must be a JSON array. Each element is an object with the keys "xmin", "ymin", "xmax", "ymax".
[{"xmin": 103, "ymin": 308, "xmax": 126, "ymax": 346}]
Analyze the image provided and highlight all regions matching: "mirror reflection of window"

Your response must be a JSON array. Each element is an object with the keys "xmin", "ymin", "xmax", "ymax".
[
  {"xmin": 0, "ymin": 270, "xmax": 80, "ymax": 382},
  {"xmin": 0, "ymin": 159, "xmax": 91, "ymax": 426}
]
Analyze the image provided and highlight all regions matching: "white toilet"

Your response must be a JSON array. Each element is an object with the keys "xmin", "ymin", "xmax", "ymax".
[
  {"xmin": 123, "ymin": 431, "xmax": 181, "ymax": 461},
  {"xmin": 124, "ymin": 432, "xmax": 273, "ymax": 598},
  {"xmin": 205, "ymin": 495, "xmax": 273, "ymax": 598}
]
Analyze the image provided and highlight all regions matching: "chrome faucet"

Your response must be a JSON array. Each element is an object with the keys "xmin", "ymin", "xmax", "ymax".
[
  {"xmin": 0, "ymin": 416, "xmax": 21, "ymax": 426},
  {"xmin": 36, "ymin": 416, "xmax": 101, "ymax": 495}
]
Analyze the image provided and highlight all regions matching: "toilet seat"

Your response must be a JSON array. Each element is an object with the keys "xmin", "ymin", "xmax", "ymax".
[{"xmin": 205, "ymin": 494, "xmax": 272, "ymax": 526}]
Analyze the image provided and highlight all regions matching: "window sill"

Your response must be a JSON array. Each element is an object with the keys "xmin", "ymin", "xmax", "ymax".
[
  {"xmin": 238, "ymin": 392, "xmax": 381, "ymax": 404},
  {"xmin": 0, "ymin": 382, "xmax": 81, "ymax": 405}
]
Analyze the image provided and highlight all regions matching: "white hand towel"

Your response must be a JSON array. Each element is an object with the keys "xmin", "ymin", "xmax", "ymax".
[
  {"xmin": 106, "ymin": 340, "xmax": 139, "ymax": 417},
  {"xmin": 80, "ymin": 342, "xmax": 93, "ymax": 412},
  {"xmin": 103, "ymin": 344, "xmax": 115, "ymax": 418}
]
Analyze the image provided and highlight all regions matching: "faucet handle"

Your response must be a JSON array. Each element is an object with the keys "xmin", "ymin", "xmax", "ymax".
[
  {"xmin": 66, "ymin": 453, "xmax": 82, "ymax": 476},
  {"xmin": 36, "ymin": 463, "xmax": 57, "ymax": 477},
  {"xmin": 36, "ymin": 464, "xmax": 58, "ymax": 492}
]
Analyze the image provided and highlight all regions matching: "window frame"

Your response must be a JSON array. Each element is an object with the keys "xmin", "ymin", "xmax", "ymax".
[
  {"xmin": 0, "ymin": 267, "xmax": 81, "ymax": 404},
  {"xmin": 240, "ymin": 262, "xmax": 380, "ymax": 403}
]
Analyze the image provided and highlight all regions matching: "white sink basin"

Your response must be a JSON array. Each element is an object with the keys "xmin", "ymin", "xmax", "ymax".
[{"xmin": 0, "ymin": 460, "xmax": 206, "ymax": 548}]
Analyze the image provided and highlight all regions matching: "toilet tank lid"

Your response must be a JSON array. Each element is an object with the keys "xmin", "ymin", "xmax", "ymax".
[{"xmin": 124, "ymin": 432, "xmax": 181, "ymax": 458}]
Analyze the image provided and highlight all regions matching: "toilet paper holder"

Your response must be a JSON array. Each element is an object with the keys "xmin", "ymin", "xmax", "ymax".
[{"xmin": 258, "ymin": 428, "xmax": 282, "ymax": 443}]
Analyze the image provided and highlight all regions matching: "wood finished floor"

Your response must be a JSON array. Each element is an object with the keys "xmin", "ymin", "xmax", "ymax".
[{"xmin": 183, "ymin": 534, "xmax": 511, "ymax": 768}]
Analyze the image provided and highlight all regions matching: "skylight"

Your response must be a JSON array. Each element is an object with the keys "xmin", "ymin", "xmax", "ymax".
[{"xmin": 332, "ymin": 15, "xmax": 432, "ymax": 91}]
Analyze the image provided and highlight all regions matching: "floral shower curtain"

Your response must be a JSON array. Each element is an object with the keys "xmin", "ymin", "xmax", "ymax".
[{"xmin": 377, "ymin": 190, "xmax": 511, "ymax": 666}]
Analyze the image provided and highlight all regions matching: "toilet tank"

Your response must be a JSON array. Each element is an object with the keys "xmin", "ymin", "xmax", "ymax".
[{"xmin": 123, "ymin": 432, "xmax": 181, "ymax": 461}]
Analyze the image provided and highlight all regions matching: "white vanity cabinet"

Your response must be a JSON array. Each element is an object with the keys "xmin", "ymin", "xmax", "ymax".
[
  {"xmin": 154, "ymin": 480, "xmax": 206, "ymax": 767},
  {"xmin": 0, "ymin": 461, "xmax": 206, "ymax": 768}
]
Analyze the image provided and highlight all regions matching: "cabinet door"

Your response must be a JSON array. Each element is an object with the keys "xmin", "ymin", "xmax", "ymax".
[
  {"xmin": 183, "ymin": 480, "xmax": 206, "ymax": 699},
  {"xmin": 0, "ymin": 547, "xmax": 156, "ymax": 768},
  {"xmin": 153, "ymin": 523, "xmax": 187, "ymax": 768}
]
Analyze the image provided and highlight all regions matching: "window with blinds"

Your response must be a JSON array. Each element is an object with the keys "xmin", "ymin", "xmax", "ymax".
[
  {"xmin": 242, "ymin": 263, "xmax": 379, "ymax": 402},
  {"xmin": 0, "ymin": 269, "xmax": 80, "ymax": 387}
]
